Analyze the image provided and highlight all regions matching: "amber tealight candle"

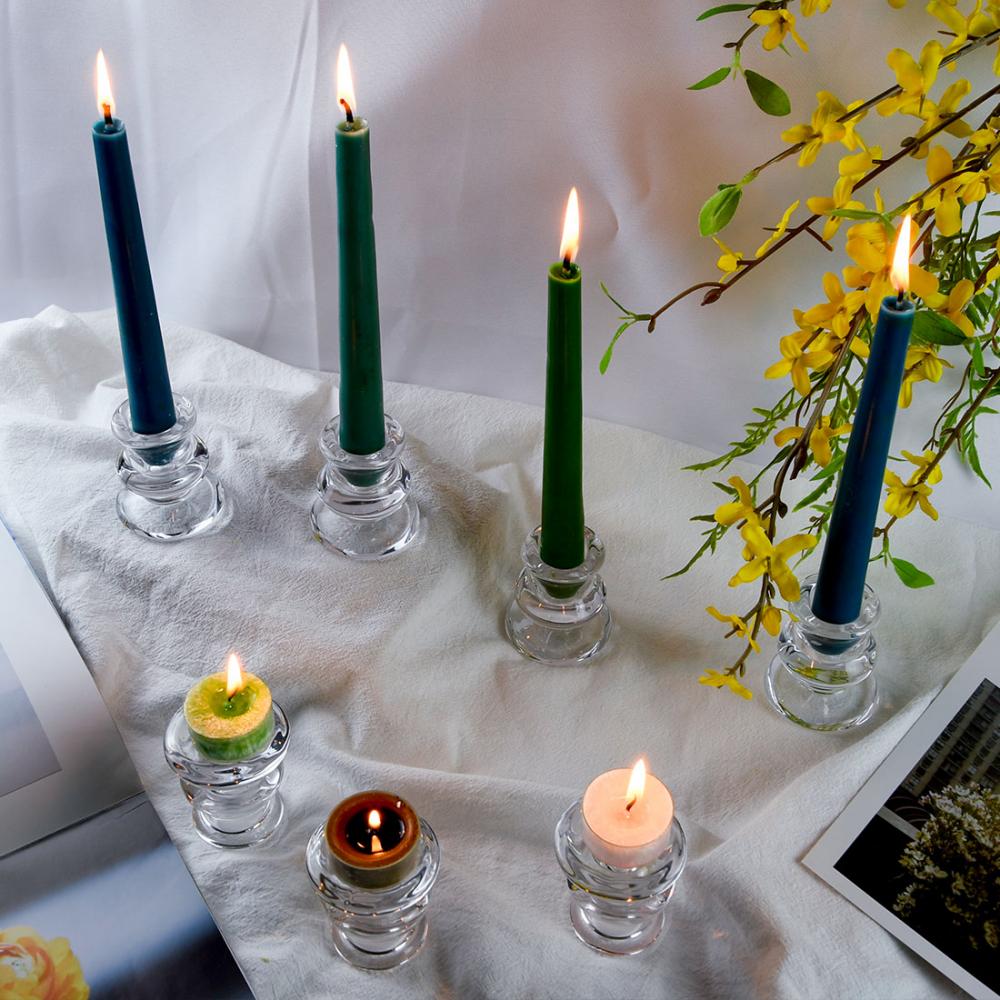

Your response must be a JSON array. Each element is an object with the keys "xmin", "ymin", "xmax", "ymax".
[
  {"xmin": 582, "ymin": 759, "xmax": 674, "ymax": 868},
  {"xmin": 325, "ymin": 791, "xmax": 420, "ymax": 889}
]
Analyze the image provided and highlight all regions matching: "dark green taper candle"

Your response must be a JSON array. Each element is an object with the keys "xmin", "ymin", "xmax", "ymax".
[
  {"xmin": 540, "ymin": 188, "xmax": 585, "ymax": 569},
  {"xmin": 335, "ymin": 44, "xmax": 386, "ymax": 456}
]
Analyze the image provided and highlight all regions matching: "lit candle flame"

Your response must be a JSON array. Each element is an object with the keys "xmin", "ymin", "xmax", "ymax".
[
  {"xmin": 337, "ymin": 44, "xmax": 356, "ymax": 121},
  {"xmin": 890, "ymin": 214, "xmax": 912, "ymax": 294},
  {"xmin": 559, "ymin": 187, "xmax": 580, "ymax": 268},
  {"xmin": 368, "ymin": 809, "xmax": 382, "ymax": 829},
  {"xmin": 625, "ymin": 758, "xmax": 647, "ymax": 814},
  {"xmin": 225, "ymin": 652, "xmax": 246, "ymax": 700},
  {"xmin": 95, "ymin": 50, "xmax": 115, "ymax": 119}
]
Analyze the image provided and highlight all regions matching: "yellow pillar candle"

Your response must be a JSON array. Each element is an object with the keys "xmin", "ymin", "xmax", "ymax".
[
  {"xmin": 582, "ymin": 759, "xmax": 674, "ymax": 868},
  {"xmin": 184, "ymin": 653, "xmax": 274, "ymax": 761}
]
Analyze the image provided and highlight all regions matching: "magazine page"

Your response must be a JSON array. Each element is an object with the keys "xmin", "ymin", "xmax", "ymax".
[{"xmin": 0, "ymin": 522, "xmax": 139, "ymax": 857}]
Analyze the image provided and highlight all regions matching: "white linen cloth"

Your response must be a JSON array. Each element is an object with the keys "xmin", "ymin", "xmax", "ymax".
[{"xmin": 0, "ymin": 306, "xmax": 996, "ymax": 1000}]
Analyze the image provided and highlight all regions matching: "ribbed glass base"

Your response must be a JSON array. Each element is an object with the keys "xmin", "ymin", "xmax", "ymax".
[
  {"xmin": 112, "ymin": 394, "xmax": 228, "ymax": 542},
  {"xmin": 505, "ymin": 526, "xmax": 611, "ymax": 665},
  {"xmin": 311, "ymin": 413, "xmax": 420, "ymax": 560}
]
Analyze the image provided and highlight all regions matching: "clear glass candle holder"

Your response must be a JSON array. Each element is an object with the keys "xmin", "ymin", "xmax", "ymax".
[
  {"xmin": 310, "ymin": 413, "xmax": 420, "ymax": 560},
  {"xmin": 765, "ymin": 575, "xmax": 880, "ymax": 732},
  {"xmin": 505, "ymin": 525, "xmax": 612, "ymax": 665},
  {"xmin": 555, "ymin": 798, "xmax": 687, "ymax": 956},
  {"xmin": 111, "ymin": 393, "xmax": 228, "ymax": 541},
  {"xmin": 305, "ymin": 815, "xmax": 440, "ymax": 970},
  {"xmin": 163, "ymin": 702, "xmax": 289, "ymax": 849}
]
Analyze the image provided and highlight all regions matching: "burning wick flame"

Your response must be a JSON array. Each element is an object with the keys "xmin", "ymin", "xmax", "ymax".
[
  {"xmin": 225, "ymin": 653, "xmax": 246, "ymax": 700},
  {"xmin": 560, "ymin": 187, "xmax": 580, "ymax": 270},
  {"xmin": 368, "ymin": 809, "xmax": 383, "ymax": 853},
  {"xmin": 96, "ymin": 50, "xmax": 115, "ymax": 122},
  {"xmin": 337, "ymin": 44, "xmax": 356, "ymax": 123},
  {"xmin": 625, "ymin": 758, "xmax": 647, "ymax": 814},
  {"xmin": 890, "ymin": 214, "xmax": 912, "ymax": 298}
]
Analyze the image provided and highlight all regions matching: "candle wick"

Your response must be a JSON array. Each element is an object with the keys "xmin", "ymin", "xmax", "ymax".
[
  {"xmin": 625, "ymin": 796, "xmax": 636, "ymax": 814},
  {"xmin": 102, "ymin": 103, "xmax": 113, "ymax": 126},
  {"xmin": 562, "ymin": 254, "xmax": 572, "ymax": 274},
  {"xmin": 896, "ymin": 289, "xmax": 906, "ymax": 308},
  {"xmin": 339, "ymin": 98, "xmax": 354, "ymax": 125}
]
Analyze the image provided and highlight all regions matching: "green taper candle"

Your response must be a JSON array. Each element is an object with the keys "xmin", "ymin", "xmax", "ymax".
[
  {"xmin": 540, "ymin": 188, "xmax": 585, "ymax": 569},
  {"xmin": 184, "ymin": 654, "xmax": 274, "ymax": 761},
  {"xmin": 335, "ymin": 44, "xmax": 386, "ymax": 456}
]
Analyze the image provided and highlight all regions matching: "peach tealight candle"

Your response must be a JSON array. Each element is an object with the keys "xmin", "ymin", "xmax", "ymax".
[{"xmin": 581, "ymin": 759, "xmax": 674, "ymax": 868}]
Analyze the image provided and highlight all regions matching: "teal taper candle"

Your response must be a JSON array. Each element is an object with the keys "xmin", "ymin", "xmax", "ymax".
[
  {"xmin": 92, "ymin": 50, "xmax": 176, "ymax": 435},
  {"xmin": 335, "ymin": 45, "xmax": 386, "ymax": 456},
  {"xmin": 812, "ymin": 216, "xmax": 916, "ymax": 624},
  {"xmin": 540, "ymin": 188, "xmax": 585, "ymax": 569}
]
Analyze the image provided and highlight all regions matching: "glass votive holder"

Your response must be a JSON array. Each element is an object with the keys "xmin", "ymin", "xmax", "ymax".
[
  {"xmin": 310, "ymin": 413, "xmax": 420, "ymax": 560},
  {"xmin": 505, "ymin": 525, "xmax": 612, "ymax": 665},
  {"xmin": 554, "ymin": 797, "xmax": 687, "ymax": 956},
  {"xmin": 111, "ymin": 393, "xmax": 228, "ymax": 541},
  {"xmin": 305, "ymin": 791, "xmax": 440, "ymax": 971},
  {"xmin": 765, "ymin": 574, "xmax": 880, "ymax": 732},
  {"xmin": 163, "ymin": 702, "xmax": 289, "ymax": 849}
]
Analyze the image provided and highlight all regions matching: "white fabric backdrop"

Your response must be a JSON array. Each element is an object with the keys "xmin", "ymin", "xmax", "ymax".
[{"xmin": 4, "ymin": 2, "xmax": 1000, "ymax": 528}]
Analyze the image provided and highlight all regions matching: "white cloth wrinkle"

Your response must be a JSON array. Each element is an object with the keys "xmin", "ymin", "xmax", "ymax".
[{"xmin": 0, "ymin": 306, "xmax": 992, "ymax": 1000}]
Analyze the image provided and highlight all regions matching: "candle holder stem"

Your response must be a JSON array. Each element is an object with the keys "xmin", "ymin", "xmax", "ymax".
[
  {"xmin": 555, "ymin": 799, "xmax": 687, "ymax": 956},
  {"xmin": 505, "ymin": 526, "xmax": 611, "ymax": 665},
  {"xmin": 164, "ymin": 703, "xmax": 290, "ymax": 849},
  {"xmin": 111, "ymin": 394, "xmax": 228, "ymax": 541},
  {"xmin": 311, "ymin": 414, "xmax": 420, "ymax": 560},
  {"xmin": 764, "ymin": 575, "xmax": 880, "ymax": 732},
  {"xmin": 306, "ymin": 818, "xmax": 440, "ymax": 970}
]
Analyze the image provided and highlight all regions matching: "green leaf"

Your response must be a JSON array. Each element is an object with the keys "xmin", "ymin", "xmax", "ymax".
[
  {"xmin": 600, "ymin": 319, "xmax": 635, "ymax": 375},
  {"xmin": 699, "ymin": 184, "xmax": 742, "ymax": 237},
  {"xmin": 599, "ymin": 281, "xmax": 630, "ymax": 315},
  {"xmin": 696, "ymin": 3, "xmax": 757, "ymax": 20},
  {"xmin": 972, "ymin": 338, "xmax": 986, "ymax": 377},
  {"xmin": 744, "ymin": 70, "xmax": 791, "ymax": 117},
  {"xmin": 910, "ymin": 310, "xmax": 968, "ymax": 347},
  {"xmin": 891, "ymin": 556, "xmax": 935, "ymax": 589},
  {"xmin": 689, "ymin": 66, "xmax": 731, "ymax": 91},
  {"xmin": 828, "ymin": 208, "xmax": 882, "ymax": 221},
  {"xmin": 793, "ymin": 477, "xmax": 835, "ymax": 512}
]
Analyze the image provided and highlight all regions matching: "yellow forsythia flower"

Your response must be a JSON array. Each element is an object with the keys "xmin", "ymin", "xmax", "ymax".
[
  {"xmin": 751, "ymin": 8, "xmax": 808, "ymax": 52},
  {"xmin": 706, "ymin": 606, "xmax": 761, "ymax": 652},
  {"xmin": 899, "ymin": 344, "xmax": 953, "ymax": 407},
  {"xmin": 0, "ymin": 926, "xmax": 89, "ymax": 999},
  {"xmin": 764, "ymin": 318, "xmax": 836, "ymax": 396},
  {"xmin": 884, "ymin": 450, "xmax": 943, "ymax": 520},
  {"xmin": 774, "ymin": 414, "xmax": 851, "ymax": 467},
  {"xmin": 927, "ymin": 278, "xmax": 976, "ymax": 337},
  {"xmin": 878, "ymin": 42, "xmax": 944, "ymax": 118},
  {"xmin": 729, "ymin": 521, "xmax": 817, "ymax": 602},
  {"xmin": 699, "ymin": 669, "xmax": 754, "ymax": 699},
  {"xmin": 714, "ymin": 476, "xmax": 757, "ymax": 527},
  {"xmin": 756, "ymin": 200, "xmax": 800, "ymax": 257},
  {"xmin": 712, "ymin": 237, "xmax": 744, "ymax": 275},
  {"xmin": 801, "ymin": 0, "xmax": 832, "ymax": 14},
  {"xmin": 781, "ymin": 92, "xmax": 865, "ymax": 167}
]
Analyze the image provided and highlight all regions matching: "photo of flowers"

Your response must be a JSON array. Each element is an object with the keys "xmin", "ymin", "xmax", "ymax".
[{"xmin": 805, "ymin": 630, "xmax": 1000, "ymax": 1000}]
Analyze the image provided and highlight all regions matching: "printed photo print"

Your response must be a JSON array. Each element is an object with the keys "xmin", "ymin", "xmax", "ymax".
[{"xmin": 833, "ymin": 679, "xmax": 999, "ymax": 995}]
